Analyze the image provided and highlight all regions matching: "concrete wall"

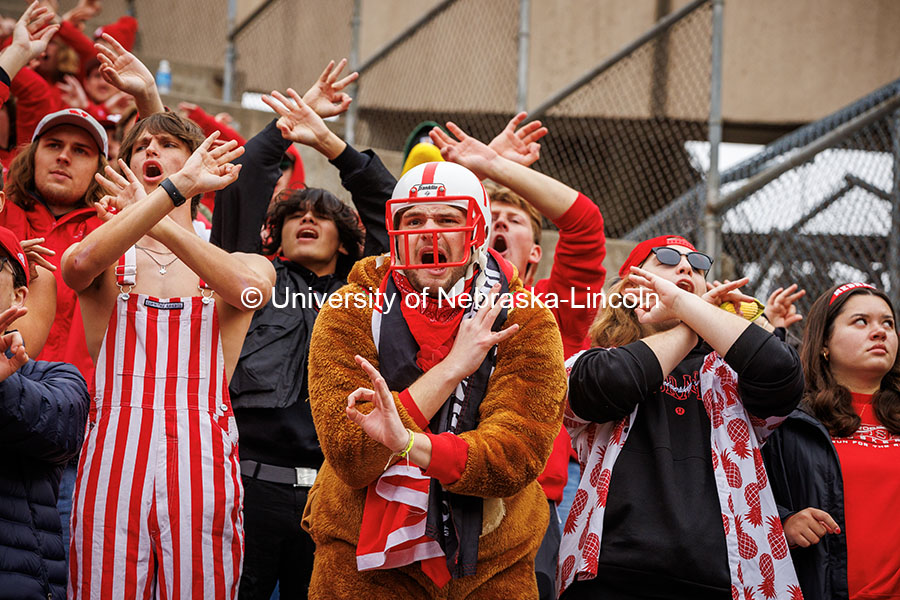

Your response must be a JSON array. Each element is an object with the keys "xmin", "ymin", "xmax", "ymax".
[{"xmin": 28, "ymin": 0, "xmax": 899, "ymax": 131}]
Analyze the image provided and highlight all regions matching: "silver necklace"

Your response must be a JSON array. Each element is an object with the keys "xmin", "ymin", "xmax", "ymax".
[{"xmin": 136, "ymin": 245, "xmax": 179, "ymax": 275}]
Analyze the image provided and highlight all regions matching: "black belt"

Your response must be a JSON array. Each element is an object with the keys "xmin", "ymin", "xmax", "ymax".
[{"xmin": 240, "ymin": 460, "xmax": 317, "ymax": 487}]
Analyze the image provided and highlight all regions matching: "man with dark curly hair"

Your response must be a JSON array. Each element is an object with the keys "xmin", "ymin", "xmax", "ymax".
[{"xmin": 212, "ymin": 67, "xmax": 391, "ymax": 598}]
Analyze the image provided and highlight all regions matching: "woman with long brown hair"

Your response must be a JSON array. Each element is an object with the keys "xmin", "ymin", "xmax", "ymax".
[
  {"xmin": 762, "ymin": 283, "xmax": 900, "ymax": 600},
  {"xmin": 558, "ymin": 234, "xmax": 804, "ymax": 600}
]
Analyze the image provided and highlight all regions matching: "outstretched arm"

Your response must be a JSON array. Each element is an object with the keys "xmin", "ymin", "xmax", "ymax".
[
  {"xmin": 62, "ymin": 133, "xmax": 244, "ymax": 292},
  {"xmin": 432, "ymin": 120, "xmax": 578, "ymax": 220}
]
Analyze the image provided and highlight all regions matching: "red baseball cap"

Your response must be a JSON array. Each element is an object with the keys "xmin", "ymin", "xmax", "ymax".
[
  {"xmin": 618, "ymin": 235, "xmax": 696, "ymax": 279},
  {"xmin": 0, "ymin": 226, "xmax": 30, "ymax": 286}
]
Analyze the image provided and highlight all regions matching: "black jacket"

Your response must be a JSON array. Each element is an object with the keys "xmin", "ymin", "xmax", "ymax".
[
  {"xmin": 212, "ymin": 121, "xmax": 392, "ymax": 466},
  {"xmin": 0, "ymin": 359, "xmax": 90, "ymax": 600},
  {"xmin": 565, "ymin": 326, "xmax": 803, "ymax": 599},
  {"xmin": 761, "ymin": 409, "xmax": 849, "ymax": 600}
]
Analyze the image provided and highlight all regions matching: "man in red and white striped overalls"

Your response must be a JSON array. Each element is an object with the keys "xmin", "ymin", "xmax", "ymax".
[{"xmin": 61, "ymin": 111, "xmax": 275, "ymax": 599}]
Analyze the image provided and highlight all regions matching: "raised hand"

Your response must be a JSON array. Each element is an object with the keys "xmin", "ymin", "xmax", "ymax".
[
  {"xmin": 62, "ymin": 0, "xmax": 101, "ymax": 29},
  {"xmin": 171, "ymin": 132, "xmax": 244, "ymax": 198},
  {"xmin": 783, "ymin": 507, "xmax": 840, "ymax": 548},
  {"xmin": 488, "ymin": 112, "xmax": 548, "ymax": 167},
  {"xmin": 92, "ymin": 159, "xmax": 147, "ymax": 220},
  {"xmin": 19, "ymin": 238, "xmax": 56, "ymax": 280},
  {"xmin": 429, "ymin": 121, "xmax": 499, "ymax": 181},
  {"xmin": 345, "ymin": 355, "xmax": 410, "ymax": 454},
  {"xmin": 94, "ymin": 32, "xmax": 154, "ymax": 98},
  {"xmin": 176, "ymin": 101, "xmax": 198, "ymax": 118},
  {"xmin": 765, "ymin": 284, "xmax": 806, "ymax": 329},
  {"xmin": 103, "ymin": 91, "xmax": 136, "ymax": 115},
  {"xmin": 0, "ymin": 2, "xmax": 59, "ymax": 76},
  {"xmin": 703, "ymin": 277, "xmax": 754, "ymax": 309},
  {"xmin": 0, "ymin": 307, "xmax": 29, "ymax": 383},
  {"xmin": 444, "ymin": 283, "xmax": 520, "ymax": 379},
  {"xmin": 626, "ymin": 266, "xmax": 690, "ymax": 325},
  {"xmin": 302, "ymin": 59, "xmax": 358, "ymax": 118},
  {"xmin": 57, "ymin": 74, "xmax": 89, "ymax": 109},
  {"xmin": 262, "ymin": 88, "xmax": 331, "ymax": 147}
]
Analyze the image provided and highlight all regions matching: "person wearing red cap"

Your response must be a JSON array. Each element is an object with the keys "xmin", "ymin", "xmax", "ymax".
[
  {"xmin": 557, "ymin": 235, "xmax": 804, "ymax": 599},
  {"xmin": 0, "ymin": 223, "xmax": 90, "ymax": 600}
]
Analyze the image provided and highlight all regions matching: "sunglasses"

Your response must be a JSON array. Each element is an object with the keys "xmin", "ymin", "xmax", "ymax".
[{"xmin": 650, "ymin": 246, "xmax": 713, "ymax": 273}]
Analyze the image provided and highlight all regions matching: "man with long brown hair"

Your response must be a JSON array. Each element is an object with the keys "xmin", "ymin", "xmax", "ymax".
[{"xmin": 0, "ymin": 107, "xmax": 107, "ymax": 378}]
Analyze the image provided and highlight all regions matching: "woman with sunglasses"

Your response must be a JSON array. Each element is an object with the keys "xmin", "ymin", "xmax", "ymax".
[
  {"xmin": 762, "ymin": 283, "xmax": 900, "ymax": 600},
  {"xmin": 558, "ymin": 235, "xmax": 803, "ymax": 599}
]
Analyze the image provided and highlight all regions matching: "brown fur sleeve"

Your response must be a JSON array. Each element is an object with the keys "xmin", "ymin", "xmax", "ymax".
[
  {"xmin": 445, "ymin": 290, "xmax": 567, "ymax": 498},
  {"xmin": 307, "ymin": 281, "xmax": 427, "ymax": 489}
]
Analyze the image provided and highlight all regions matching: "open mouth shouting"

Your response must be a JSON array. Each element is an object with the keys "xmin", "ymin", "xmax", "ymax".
[
  {"xmin": 492, "ymin": 234, "xmax": 508, "ymax": 256},
  {"xmin": 418, "ymin": 246, "xmax": 448, "ymax": 272},
  {"xmin": 296, "ymin": 227, "xmax": 319, "ymax": 241},
  {"xmin": 143, "ymin": 160, "xmax": 164, "ymax": 185},
  {"xmin": 675, "ymin": 278, "xmax": 695, "ymax": 293}
]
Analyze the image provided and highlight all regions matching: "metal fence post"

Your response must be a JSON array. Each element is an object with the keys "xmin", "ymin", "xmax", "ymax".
[
  {"xmin": 223, "ymin": 0, "xmax": 237, "ymax": 103},
  {"xmin": 345, "ymin": 0, "xmax": 362, "ymax": 146},
  {"xmin": 704, "ymin": 0, "xmax": 724, "ymax": 279},
  {"xmin": 517, "ymin": 0, "xmax": 530, "ymax": 113},
  {"xmin": 890, "ymin": 109, "xmax": 900, "ymax": 307}
]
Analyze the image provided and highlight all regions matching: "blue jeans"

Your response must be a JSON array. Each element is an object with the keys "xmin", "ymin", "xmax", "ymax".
[
  {"xmin": 557, "ymin": 458, "xmax": 582, "ymax": 534},
  {"xmin": 57, "ymin": 461, "xmax": 78, "ymax": 560}
]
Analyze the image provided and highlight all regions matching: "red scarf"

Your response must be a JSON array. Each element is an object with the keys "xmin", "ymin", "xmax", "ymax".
[{"xmin": 393, "ymin": 272, "xmax": 467, "ymax": 371}]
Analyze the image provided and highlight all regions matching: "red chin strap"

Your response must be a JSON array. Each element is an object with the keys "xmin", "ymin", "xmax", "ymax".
[{"xmin": 386, "ymin": 196, "xmax": 485, "ymax": 270}]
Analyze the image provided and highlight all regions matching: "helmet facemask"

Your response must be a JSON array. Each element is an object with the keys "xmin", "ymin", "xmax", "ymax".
[{"xmin": 387, "ymin": 162, "xmax": 491, "ymax": 276}]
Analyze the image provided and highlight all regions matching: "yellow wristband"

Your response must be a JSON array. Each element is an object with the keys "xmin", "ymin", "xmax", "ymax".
[
  {"xmin": 383, "ymin": 429, "xmax": 415, "ymax": 471},
  {"xmin": 399, "ymin": 429, "xmax": 415, "ymax": 458}
]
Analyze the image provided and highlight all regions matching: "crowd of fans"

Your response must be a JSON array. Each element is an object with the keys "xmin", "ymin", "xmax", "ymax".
[{"xmin": 0, "ymin": 2, "xmax": 897, "ymax": 599}]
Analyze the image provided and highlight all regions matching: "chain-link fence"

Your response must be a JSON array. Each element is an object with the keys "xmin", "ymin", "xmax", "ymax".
[
  {"xmin": 631, "ymin": 76, "xmax": 900, "ymax": 316},
  {"xmin": 124, "ymin": 0, "xmax": 225, "ymax": 73},
  {"xmin": 232, "ymin": 0, "xmax": 353, "ymax": 99},
  {"xmin": 352, "ymin": 0, "xmax": 520, "ymax": 150},
  {"xmin": 531, "ymin": 1, "xmax": 712, "ymax": 238},
  {"xmin": 346, "ymin": 0, "xmax": 714, "ymax": 240}
]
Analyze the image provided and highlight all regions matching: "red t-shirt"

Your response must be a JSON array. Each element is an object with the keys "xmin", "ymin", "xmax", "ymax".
[{"xmin": 833, "ymin": 392, "xmax": 900, "ymax": 599}]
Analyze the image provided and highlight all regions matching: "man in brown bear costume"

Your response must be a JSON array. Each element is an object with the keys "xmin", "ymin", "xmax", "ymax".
[{"xmin": 305, "ymin": 159, "xmax": 566, "ymax": 598}]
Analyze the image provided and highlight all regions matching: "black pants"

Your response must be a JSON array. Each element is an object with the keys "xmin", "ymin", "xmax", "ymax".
[
  {"xmin": 239, "ymin": 477, "xmax": 315, "ymax": 599},
  {"xmin": 535, "ymin": 499, "xmax": 561, "ymax": 600}
]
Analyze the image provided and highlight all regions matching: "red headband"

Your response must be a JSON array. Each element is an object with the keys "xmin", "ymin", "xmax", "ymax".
[
  {"xmin": 618, "ymin": 235, "xmax": 696, "ymax": 279},
  {"xmin": 829, "ymin": 282, "xmax": 875, "ymax": 305}
]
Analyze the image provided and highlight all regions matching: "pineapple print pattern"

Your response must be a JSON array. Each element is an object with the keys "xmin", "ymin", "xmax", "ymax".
[{"xmin": 557, "ymin": 351, "xmax": 802, "ymax": 598}]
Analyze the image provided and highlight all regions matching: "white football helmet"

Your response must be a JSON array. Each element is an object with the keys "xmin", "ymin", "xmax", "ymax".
[{"xmin": 386, "ymin": 161, "xmax": 491, "ymax": 270}]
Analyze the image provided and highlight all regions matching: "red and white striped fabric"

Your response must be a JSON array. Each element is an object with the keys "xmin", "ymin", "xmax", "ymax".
[
  {"xmin": 558, "ymin": 351, "xmax": 801, "ymax": 599},
  {"xmin": 356, "ymin": 463, "xmax": 445, "ymax": 573},
  {"xmin": 69, "ymin": 248, "xmax": 243, "ymax": 599}
]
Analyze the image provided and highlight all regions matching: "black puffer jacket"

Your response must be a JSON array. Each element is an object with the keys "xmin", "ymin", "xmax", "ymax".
[
  {"xmin": 0, "ymin": 359, "xmax": 90, "ymax": 600},
  {"xmin": 761, "ymin": 408, "xmax": 849, "ymax": 600}
]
